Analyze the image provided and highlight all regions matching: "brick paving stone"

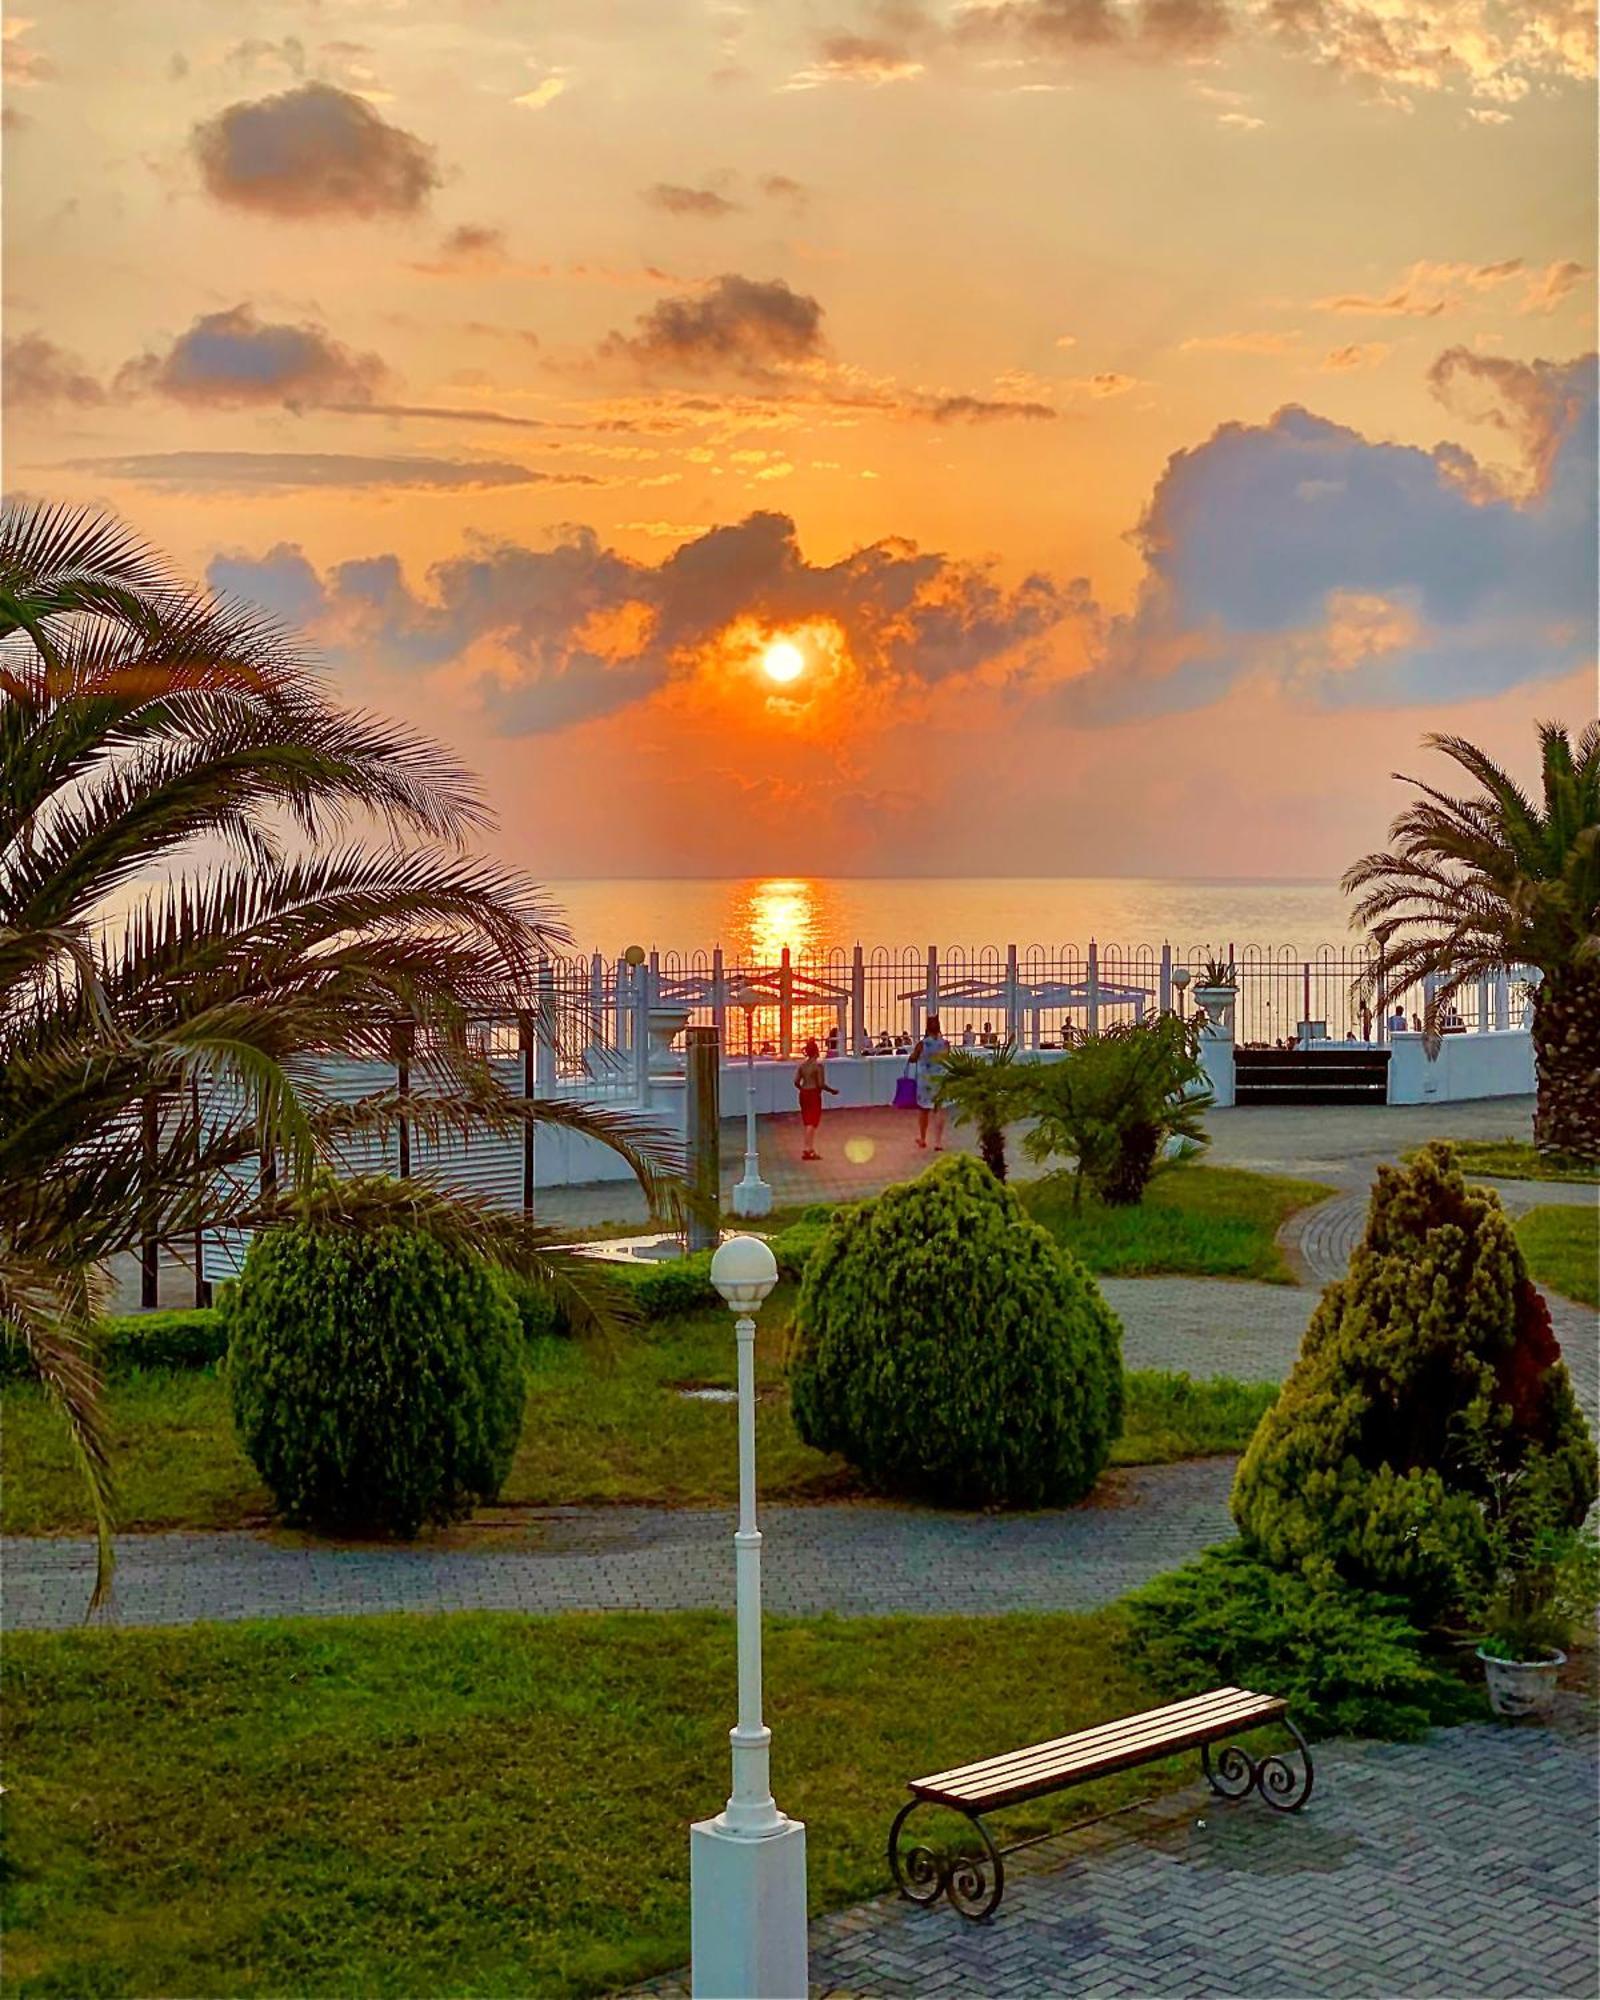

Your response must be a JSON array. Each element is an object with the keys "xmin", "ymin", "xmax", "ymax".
[{"xmin": 614, "ymin": 1706, "xmax": 1596, "ymax": 2000}]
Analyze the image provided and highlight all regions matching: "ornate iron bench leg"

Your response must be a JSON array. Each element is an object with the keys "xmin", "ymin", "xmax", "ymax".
[
  {"xmin": 889, "ymin": 1800, "xmax": 1006, "ymax": 1922},
  {"xmin": 1200, "ymin": 1717, "xmax": 1314, "ymax": 1813}
]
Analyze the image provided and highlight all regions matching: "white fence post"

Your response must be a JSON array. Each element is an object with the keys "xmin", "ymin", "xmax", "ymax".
[
  {"xmin": 851, "ymin": 944, "xmax": 866, "ymax": 1052},
  {"xmin": 535, "ymin": 961, "xmax": 558, "ymax": 1093},
  {"xmin": 1086, "ymin": 939, "xmax": 1100, "ymax": 1035},
  {"xmin": 926, "ymin": 944, "xmax": 940, "ymax": 1022},
  {"xmin": 778, "ymin": 947, "xmax": 794, "ymax": 1058},
  {"xmin": 1005, "ymin": 944, "xmax": 1020, "ymax": 1046},
  {"xmin": 1159, "ymin": 942, "xmax": 1173, "ymax": 1015},
  {"xmin": 712, "ymin": 945, "xmax": 727, "ymax": 1049}
]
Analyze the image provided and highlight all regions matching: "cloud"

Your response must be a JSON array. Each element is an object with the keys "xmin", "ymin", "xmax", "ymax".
[
  {"xmin": 211, "ymin": 511, "xmax": 1072, "ymax": 732},
  {"xmin": 1058, "ymin": 349, "xmax": 1596, "ymax": 723},
  {"xmin": 1180, "ymin": 329, "xmax": 1299, "ymax": 355},
  {"xmin": 191, "ymin": 82, "xmax": 440, "ymax": 219},
  {"xmin": 2, "ymin": 17, "xmax": 55, "ymax": 87},
  {"xmin": 1315, "ymin": 257, "xmax": 1527, "ymax": 318},
  {"xmin": 759, "ymin": 174, "xmax": 808, "ymax": 206},
  {"xmin": 116, "ymin": 305, "xmax": 390, "ymax": 410},
  {"xmin": 3, "ymin": 332, "xmax": 106, "ymax": 408},
  {"xmin": 1519, "ymin": 258, "xmax": 1588, "ymax": 314},
  {"xmin": 408, "ymin": 223, "xmax": 512, "ymax": 275},
  {"xmin": 601, "ymin": 275, "xmax": 826, "ymax": 379},
  {"xmin": 924, "ymin": 392, "xmax": 1057, "ymax": 421},
  {"xmin": 512, "ymin": 71, "xmax": 569, "ymax": 111},
  {"xmin": 796, "ymin": 33, "xmax": 929, "ymax": 83},
  {"xmin": 1321, "ymin": 342, "xmax": 1390, "ymax": 370},
  {"xmin": 1427, "ymin": 346, "xmax": 1595, "ymax": 489},
  {"xmin": 644, "ymin": 182, "xmax": 741, "ymax": 217},
  {"xmin": 826, "ymin": 0, "xmax": 1592, "ymax": 105},
  {"xmin": 63, "ymin": 452, "xmax": 588, "ymax": 494}
]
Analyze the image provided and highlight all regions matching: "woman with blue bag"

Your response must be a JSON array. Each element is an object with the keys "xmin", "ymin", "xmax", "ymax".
[{"xmin": 910, "ymin": 1014, "xmax": 951, "ymax": 1150}]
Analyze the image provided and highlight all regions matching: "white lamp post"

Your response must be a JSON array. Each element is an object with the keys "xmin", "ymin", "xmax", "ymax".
[
  {"xmin": 729, "ymin": 986, "xmax": 773, "ymax": 1220},
  {"xmin": 690, "ymin": 1235, "xmax": 807, "ymax": 2000},
  {"xmin": 1171, "ymin": 964, "xmax": 1190, "ymax": 1019}
]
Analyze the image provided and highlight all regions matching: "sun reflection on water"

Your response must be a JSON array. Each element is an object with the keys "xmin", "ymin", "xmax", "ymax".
[{"xmin": 732, "ymin": 877, "xmax": 826, "ymax": 963}]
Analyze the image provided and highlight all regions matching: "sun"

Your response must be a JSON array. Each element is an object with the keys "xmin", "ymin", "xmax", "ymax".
[{"xmin": 761, "ymin": 638, "xmax": 806, "ymax": 685}]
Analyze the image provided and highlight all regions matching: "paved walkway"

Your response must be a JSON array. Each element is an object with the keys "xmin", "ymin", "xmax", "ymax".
[
  {"xmin": 630, "ymin": 1705, "xmax": 1598, "ymax": 1999},
  {"xmin": 3, "ymin": 1459, "xmax": 1235, "ymax": 1631}
]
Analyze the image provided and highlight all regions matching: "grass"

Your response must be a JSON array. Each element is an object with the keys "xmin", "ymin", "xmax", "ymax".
[
  {"xmin": 1019, "ymin": 1161, "xmax": 1333, "ymax": 1284},
  {"xmin": 1516, "ymin": 1203, "xmax": 1599, "ymax": 1308},
  {"xmin": 2, "ymin": 1606, "xmax": 1210, "ymax": 1998},
  {"xmin": 1, "ymin": 1331, "xmax": 1275, "ymax": 1534},
  {"xmin": 1408, "ymin": 1138, "xmax": 1600, "ymax": 1184}
]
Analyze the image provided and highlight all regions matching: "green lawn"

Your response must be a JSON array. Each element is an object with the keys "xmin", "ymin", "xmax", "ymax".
[
  {"xmin": 0, "ymin": 1335, "xmax": 1276, "ymax": 1533},
  {"xmin": 1410, "ymin": 1138, "xmax": 1600, "ymax": 1185},
  {"xmin": 1, "ymin": 1607, "xmax": 1206, "ymax": 1998},
  {"xmin": 1019, "ymin": 1161, "xmax": 1332, "ymax": 1284},
  {"xmin": 1516, "ymin": 1203, "xmax": 1599, "ymax": 1308}
]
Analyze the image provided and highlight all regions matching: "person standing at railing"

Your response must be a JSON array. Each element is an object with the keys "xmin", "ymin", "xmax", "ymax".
[
  {"xmin": 794, "ymin": 1039, "xmax": 839, "ymax": 1162},
  {"xmin": 912, "ymin": 1014, "xmax": 951, "ymax": 1151}
]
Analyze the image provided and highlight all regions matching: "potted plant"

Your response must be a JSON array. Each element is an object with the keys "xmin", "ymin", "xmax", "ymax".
[
  {"xmin": 1192, "ymin": 957, "xmax": 1237, "ymax": 1037},
  {"xmin": 1476, "ymin": 1519, "xmax": 1598, "ymax": 1720}
]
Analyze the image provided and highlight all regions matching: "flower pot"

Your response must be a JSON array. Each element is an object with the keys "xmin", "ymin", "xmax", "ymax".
[
  {"xmin": 1192, "ymin": 986, "xmax": 1236, "ymax": 1039},
  {"xmin": 1477, "ymin": 1644, "xmax": 1566, "ymax": 1719}
]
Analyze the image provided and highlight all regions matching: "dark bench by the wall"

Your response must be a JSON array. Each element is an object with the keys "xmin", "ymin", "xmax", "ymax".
[{"xmin": 889, "ymin": 1686, "xmax": 1314, "ymax": 1921}]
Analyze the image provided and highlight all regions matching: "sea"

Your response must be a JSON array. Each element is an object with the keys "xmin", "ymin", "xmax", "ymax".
[{"xmin": 542, "ymin": 877, "xmax": 1356, "ymax": 962}]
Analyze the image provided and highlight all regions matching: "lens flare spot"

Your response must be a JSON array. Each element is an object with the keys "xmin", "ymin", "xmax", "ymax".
[{"xmin": 844, "ymin": 1134, "xmax": 876, "ymax": 1165}]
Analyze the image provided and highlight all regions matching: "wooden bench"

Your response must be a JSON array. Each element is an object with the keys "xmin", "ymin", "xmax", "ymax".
[{"xmin": 888, "ymin": 1686, "xmax": 1313, "ymax": 1921}]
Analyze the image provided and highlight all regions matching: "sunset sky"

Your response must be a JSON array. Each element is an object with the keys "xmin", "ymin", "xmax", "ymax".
[{"xmin": 5, "ymin": 0, "xmax": 1595, "ymax": 879}]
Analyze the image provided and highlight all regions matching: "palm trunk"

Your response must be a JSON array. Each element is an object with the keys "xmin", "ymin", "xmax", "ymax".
[{"xmin": 1531, "ymin": 966, "xmax": 1600, "ymax": 1162}]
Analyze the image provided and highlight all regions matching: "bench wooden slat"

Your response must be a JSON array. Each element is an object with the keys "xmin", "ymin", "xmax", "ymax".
[
  {"xmin": 916, "ymin": 1687, "xmax": 1275, "ymax": 1792},
  {"xmin": 912, "ymin": 1689, "xmax": 1286, "ymax": 1811}
]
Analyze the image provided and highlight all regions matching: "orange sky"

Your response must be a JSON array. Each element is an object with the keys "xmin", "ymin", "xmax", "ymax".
[{"xmin": 4, "ymin": 0, "xmax": 1595, "ymax": 877}]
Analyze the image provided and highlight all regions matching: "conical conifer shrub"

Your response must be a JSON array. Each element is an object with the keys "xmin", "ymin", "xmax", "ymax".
[{"xmin": 1232, "ymin": 1143, "xmax": 1597, "ymax": 1620}]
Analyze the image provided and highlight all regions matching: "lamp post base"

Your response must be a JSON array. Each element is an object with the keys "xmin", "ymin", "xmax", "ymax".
[
  {"xmin": 730, "ymin": 1168, "xmax": 773, "ymax": 1219},
  {"xmin": 690, "ymin": 1813, "xmax": 808, "ymax": 2000}
]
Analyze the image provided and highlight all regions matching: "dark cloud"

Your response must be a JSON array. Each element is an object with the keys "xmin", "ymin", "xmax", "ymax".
[
  {"xmin": 925, "ymin": 392, "xmax": 1057, "ymax": 422},
  {"xmin": 601, "ymin": 275, "xmax": 825, "ymax": 379},
  {"xmin": 212, "ymin": 511, "xmax": 1069, "ymax": 732},
  {"xmin": 116, "ymin": 305, "xmax": 390, "ymax": 410},
  {"xmin": 3, "ymin": 332, "xmax": 106, "ymax": 409},
  {"xmin": 409, "ymin": 223, "xmax": 511, "ymax": 275},
  {"xmin": 64, "ymin": 451, "xmax": 588, "ymax": 493},
  {"xmin": 643, "ymin": 183, "xmax": 741, "ymax": 217},
  {"xmin": 1058, "ymin": 351, "xmax": 1596, "ymax": 723},
  {"xmin": 191, "ymin": 81, "xmax": 440, "ymax": 219},
  {"xmin": 759, "ymin": 174, "xmax": 808, "ymax": 206}
]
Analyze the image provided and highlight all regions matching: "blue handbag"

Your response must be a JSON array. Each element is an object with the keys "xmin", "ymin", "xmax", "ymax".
[{"xmin": 892, "ymin": 1068, "xmax": 919, "ymax": 1110}]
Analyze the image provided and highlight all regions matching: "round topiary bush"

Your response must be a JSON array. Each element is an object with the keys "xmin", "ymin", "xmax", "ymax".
[
  {"xmin": 229, "ymin": 1210, "xmax": 526, "ymax": 1537},
  {"xmin": 788, "ymin": 1154, "xmax": 1124, "ymax": 1506},
  {"xmin": 1231, "ymin": 1142, "xmax": 1598, "ymax": 1621}
]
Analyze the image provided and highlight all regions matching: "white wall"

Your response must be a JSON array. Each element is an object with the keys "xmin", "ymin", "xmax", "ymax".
[{"xmin": 1386, "ymin": 1029, "xmax": 1535, "ymax": 1105}]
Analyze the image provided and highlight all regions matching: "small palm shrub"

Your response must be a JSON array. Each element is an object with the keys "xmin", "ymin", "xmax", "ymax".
[
  {"xmin": 788, "ymin": 1155, "xmax": 1123, "ymax": 1506},
  {"xmin": 1231, "ymin": 1143, "xmax": 1598, "ymax": 1621},
  {"xmin": 1023, "ymin": 1013, "xmax": 1210, "ymax": 1207},
  {"xmin": 229, "ymin": 1209, "xmax": 526, "ymax": 1537}
]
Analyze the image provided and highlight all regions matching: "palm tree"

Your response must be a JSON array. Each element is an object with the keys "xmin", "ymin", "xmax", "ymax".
[
  {"xmin": 934, "ymin": 1040, "xmax": 1030, "ymax": 1179},
  {"xmin": 0, "ymin": 503, "xmax": 679, "ymax": 1599},
  {"xmin": 1344, "ymin": 722, "xmax": 1600, "ymax": 1160}
]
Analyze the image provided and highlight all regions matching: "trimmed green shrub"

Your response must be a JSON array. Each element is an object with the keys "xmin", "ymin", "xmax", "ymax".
[
  {"xmin": 1232, "ymin": 1143, "xmax": 1599, "ymax": 1621},
  {"xmin": 500, "ymin": 1273, "xmax": 567, "ymax": 1345},
  {"xmin": 1126, "ymin": 1543, "xmax": 1481, "ymax": 1741},
  {"xmin": 1, "ymin": 1308, "xmax": 228, "ymax": 1382},
  {"xmin": 788, "ymin": 1154, "xmax": 1124, "ymax": 1506},
  {"xmin": 229, "ymin": 1215, "xmax": 526, "ymax": 1537}
]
